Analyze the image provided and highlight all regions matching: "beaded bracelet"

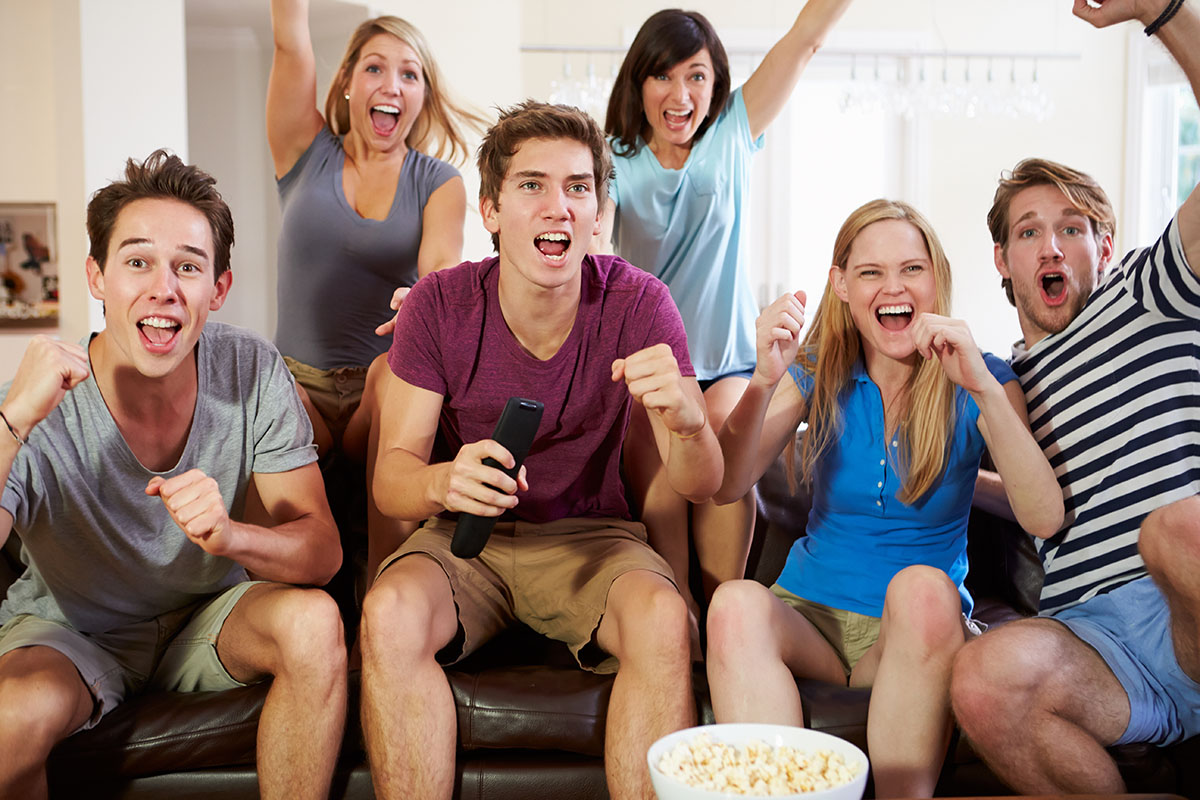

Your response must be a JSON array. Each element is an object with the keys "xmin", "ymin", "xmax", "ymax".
[
  {"xmin": 1146, "ymin": 0, "xmax": 1186, "ymax": 37},
  {"xmin": 0, "ymin": 409, "xmax": 26, "ymax": 447}
]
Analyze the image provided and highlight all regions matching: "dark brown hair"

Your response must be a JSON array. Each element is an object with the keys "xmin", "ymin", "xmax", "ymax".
[
  {"xmin": 604, "ymin": 9, "xmax": 731, "ymax": 157},
  {"xmin": 86, "ymin": 149, "xmax": 234, "ymax": 281},
  {"xmin": 477, "ymin": 100, "xmax": 612, "ymax": 251},
  {"xmin": 988, "ymin": 157, "xmax": 1115, "ymax": 306}
]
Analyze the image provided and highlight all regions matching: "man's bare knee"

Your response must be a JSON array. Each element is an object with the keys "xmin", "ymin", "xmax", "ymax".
[
  {"xmin": 0, "ymin": 648, "xmax": 93, "ymax": 759},
  {"xmin": 707, "ymin": 580, "xmax": 775, "ymax": 653},
  {"xmin": 361, "ymin": 558, "xmax": 454, "ymax": 660},
  {"xmin": 1140, "ymin": 496, "xmax": 1200, "ymax": 575},
  {"xmin": 268, "ymin": 589, "xmax": 346, "ymax": 677},
  {"xmin": 604, "ymin": 573, "xmax": 689, "ymax": 665}
]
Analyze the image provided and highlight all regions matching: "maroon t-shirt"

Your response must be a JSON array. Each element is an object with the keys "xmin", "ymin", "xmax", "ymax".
[{"xmin": 388, "ymin": 254, "xmax": 693, "ymax": 523}]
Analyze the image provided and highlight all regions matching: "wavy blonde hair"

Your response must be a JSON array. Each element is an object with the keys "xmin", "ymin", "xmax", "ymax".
[
  {"xmin": 794, "ymin": 199, "xmax": 957, "ymax": 505},
  {"xmin": 323, "ymin": 16, "xmax": 488, "ymax": 165}
]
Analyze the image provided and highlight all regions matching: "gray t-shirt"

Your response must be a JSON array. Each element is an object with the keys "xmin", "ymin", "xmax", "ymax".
[
  {"xmin": 1, "ymin": 322, "xmax": 317, "ymax": 633},
  {"xmin": 274, "ymin": 128, "xmax": 460, "ymax": 369}
]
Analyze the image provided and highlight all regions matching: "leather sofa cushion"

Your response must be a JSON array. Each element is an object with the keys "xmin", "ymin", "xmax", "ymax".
[{"xmin": 49, "ymin": 683, "xmax": 267, "ymax": 774}]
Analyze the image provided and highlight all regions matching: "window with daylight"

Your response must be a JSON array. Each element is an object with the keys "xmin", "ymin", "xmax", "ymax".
[{"xmin": 1131, "ymin": 31, "xmax": 1200, "ymax": 246}]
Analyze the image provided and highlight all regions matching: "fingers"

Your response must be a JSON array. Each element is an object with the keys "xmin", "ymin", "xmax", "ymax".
[
  {"xmin": 149, "ymin": 469, "xmax": 230, "ymax": 546},
  {"xmin": 376, "ymin": 287, "xmax": 411, "ymax": 337},
  {"xmin": 1072, "ymin": 0, "xmax": 1140, "ymax": 27},
  {"xmin": 611, "ymin": 357, "xmax": 626, "ymax": 383},
  {"xmin": 911, "ymin": 312, "xmax": 963, "ymax": 357},
  {"xmin": 444, "ymin": 440, "xmax": 522, "ymax": 516},
  {"xmin": 375, "ymin": 317, "xmax": 397, "ymax": 337},
  {"xmin": 757, "ymin": 291, "xmax": 806, "ymax": 344},
  {"xmin": 1, "ymin": 336, "xmax": 91, "ymax": 436},
  {"xmin": 390, "ymin": 286, "xmax": 410, "ymax": 310},
  {"xmin": 617, "ymin": 343, "xmax": 683, "ymax": 408}
]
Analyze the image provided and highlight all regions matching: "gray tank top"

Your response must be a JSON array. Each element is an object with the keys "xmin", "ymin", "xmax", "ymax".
[{"xmin": 274, "ymin": 128, "xmax": 459, "ymax": 369}]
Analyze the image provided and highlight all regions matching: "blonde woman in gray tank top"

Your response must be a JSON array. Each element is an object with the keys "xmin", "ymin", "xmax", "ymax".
[{"xmin": 268, "ymin": 0, "xmax": 486, "ymax": 581}]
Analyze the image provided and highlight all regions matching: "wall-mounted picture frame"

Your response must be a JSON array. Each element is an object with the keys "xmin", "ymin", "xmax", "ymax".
[{"xmin": 0, "ymin": 202, "xmax": 58, "ymax": 328}]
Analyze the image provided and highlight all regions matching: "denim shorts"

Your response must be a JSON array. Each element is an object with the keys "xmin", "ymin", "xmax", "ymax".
[{"xmin": 1055, "ymin": 576, "xmax": 1200, "ymax": 746}]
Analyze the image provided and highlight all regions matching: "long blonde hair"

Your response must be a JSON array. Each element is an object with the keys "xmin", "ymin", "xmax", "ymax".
[
  {"xmin": 795, "ymin": 199, "xmax": 957, "ymax": 505},
  {"xmin": 323, "ymin": 16, "xmax": 488, "ymax": 165}
]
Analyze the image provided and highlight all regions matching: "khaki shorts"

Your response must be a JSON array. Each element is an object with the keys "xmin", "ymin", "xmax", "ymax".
[
  {"xmin": 284, "ymin": 356, "xmax": 368, "ymax": 441},
  {"xmin": 771, "ymin": 585, "xmax": 882, "ymax": 677},
  {"xmin": 378, "ymin": 516, "xmax": 677, "ymax": 674},
  {"xmin": 0, "ymin": 581, "xmax": 260, "ymax": 731},
  {"xmin": 771, "ymin": 584, "xmax": 987, "ymax": 679}
]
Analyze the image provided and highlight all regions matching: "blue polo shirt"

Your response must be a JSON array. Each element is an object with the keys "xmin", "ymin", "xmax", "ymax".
[{"xmin": 779, "ymin": 353, "xmax": 1016, "ymax": 617}]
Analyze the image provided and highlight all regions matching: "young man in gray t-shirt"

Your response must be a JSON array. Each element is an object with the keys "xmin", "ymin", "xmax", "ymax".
[{"xmin": 0, "ymin": 151, "xmax": 346, "ymax": 800}]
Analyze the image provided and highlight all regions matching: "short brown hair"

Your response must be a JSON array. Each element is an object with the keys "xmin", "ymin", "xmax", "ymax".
[
  {"xmin": 86, "ymin": 149, "xmax": 234, "ymax": 281},
  {"xmin": 477, "ymin": 101, "xmax": 611, "ymax": 251},
  {"xmin": 988, "ymin": 157, "xmax": 1115, "ymax": 305},
  {"xmin": 605, "ymin": 10, "xmax": 730, "ymax": 158}
]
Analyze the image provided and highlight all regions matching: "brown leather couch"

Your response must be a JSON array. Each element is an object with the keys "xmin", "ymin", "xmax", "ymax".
[{"xmin": 6, "ymin": 452, "xmax": 1197, "ymax": 798}]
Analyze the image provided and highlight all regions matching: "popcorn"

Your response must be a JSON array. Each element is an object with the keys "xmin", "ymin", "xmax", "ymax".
[{"xmin": 656, "ymin": 733, "xmax": 860, "ymax": 796}]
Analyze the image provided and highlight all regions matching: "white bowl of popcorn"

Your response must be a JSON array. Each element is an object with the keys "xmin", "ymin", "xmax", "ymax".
[{"xmin": 648, "ymin": 723, "xmax": 868, "ymax": 799}]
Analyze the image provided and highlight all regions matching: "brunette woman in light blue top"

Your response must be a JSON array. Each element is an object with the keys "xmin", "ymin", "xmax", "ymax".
[
  {"xmin": 705, "ymin": 200, "xmax": 1062, "ymax": 797},
  {"xmin": 597, "ymin": 2, "xmax": 854, "ymax": 618}
]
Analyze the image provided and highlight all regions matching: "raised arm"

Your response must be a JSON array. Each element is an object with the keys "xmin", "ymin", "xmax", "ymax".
[
  {"xmin": 0, "ymin": 336, "xmax": 91, "ymax": 550},
  {"xmin": 267, "ymin": 0, "xmax": 326, "ymax": 178},
  {"xmin": 613, "ymin": 344, "xmax": 723, "ymax": 503},
  {"xmin": 741, "ymin": 0, "xmax": 854, "ymax": 139},
  {"xmin": 1074, "ymin": 0, "xmax": 1200, "ymax": 273},
  {"xmin": 974, "ymin": 381, "xmax": 1063, "ymax": 539},
  {"xmin": 911, "ymin": 313, "xmax": 1063, "ymax": 538},
  {"xmin": 715, "ymin": 291, "xmax": 809, "ymax": 503}
]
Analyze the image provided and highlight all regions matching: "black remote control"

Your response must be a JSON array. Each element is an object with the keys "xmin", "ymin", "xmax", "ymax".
[{"xmin": 450, "ymin": 397, "xmax": 544, "ymax": 559}]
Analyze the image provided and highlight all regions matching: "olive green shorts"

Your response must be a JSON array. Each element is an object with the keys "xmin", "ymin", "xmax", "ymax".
[{"xmin": 0, "ymin": 581, "xmax": 261, "ymax": 730}]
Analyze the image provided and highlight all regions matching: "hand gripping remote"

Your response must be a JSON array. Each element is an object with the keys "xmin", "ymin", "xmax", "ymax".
[{"xmin": 450, "ymin": 397, "xmax": 544, "ymax": 559}]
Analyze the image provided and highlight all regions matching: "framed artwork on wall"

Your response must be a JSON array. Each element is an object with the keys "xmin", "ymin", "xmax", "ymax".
[{"xmin": 0, "ymin": 203, "xmax": 58, "ymax": 327}]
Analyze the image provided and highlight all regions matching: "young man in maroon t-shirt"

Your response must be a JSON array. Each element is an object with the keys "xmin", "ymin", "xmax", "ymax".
[{"xmin": 359, "ymin": 101, "xmax": 723, "ymax": 800}]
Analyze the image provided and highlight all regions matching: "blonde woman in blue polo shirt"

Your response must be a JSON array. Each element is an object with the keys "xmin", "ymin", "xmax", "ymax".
[{"xmin": 705, "ymin": 199, "xmax": 1063, "ymax": 798}]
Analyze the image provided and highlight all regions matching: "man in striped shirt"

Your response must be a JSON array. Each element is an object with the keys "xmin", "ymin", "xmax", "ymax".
[{"xmin": 950, "ymin": 1, "xmax": 1200, "ymax": 793}]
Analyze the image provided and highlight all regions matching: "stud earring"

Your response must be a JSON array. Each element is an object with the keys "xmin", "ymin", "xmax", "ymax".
[{"xmin": 344, "ymin": 92, "xmax": 350, "ymax": 100}]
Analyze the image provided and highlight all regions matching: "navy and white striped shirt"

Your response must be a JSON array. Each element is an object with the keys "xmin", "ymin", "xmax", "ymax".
[{"xmin": 1011, "ymin": 216, "xmax": 1200, "ymax": 615}]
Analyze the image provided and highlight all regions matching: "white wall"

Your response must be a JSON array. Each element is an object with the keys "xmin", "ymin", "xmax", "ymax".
[
  {"xmin": 0, "ymin": 0, "xmax": 59, "ymax": 378},
  {"xmin": 1, "ymin": 0, "xmax": 189, "ymax": 378},
  {"xmin": 1, "ymin": 0, "xmax": 1138, "ymax": 379},
  {"xmin": 519, "ymin": 0, "xmax": 1130, "ymax": 356},
  {"xmin": 181, "ymin": 0, "xmax": 520, "ymax": 339}
]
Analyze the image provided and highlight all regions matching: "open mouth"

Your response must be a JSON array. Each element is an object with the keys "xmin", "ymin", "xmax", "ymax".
[
  {"xmin": 1039, "ymin": 271, "xmax": 1067, "ymax": 305},
  {"xmin": 875, "ymin": 303, "xmax": 913, "ymax": 331},
  {"xmin": 138, "ymin": 316, "xmax": 181, "ymax": 349},
  {"xmin": 534, "ymin": 232, "xmax": 570, "ymax": 263},
  {"xmin": 370, "ymin": 104, "xmax": 401, "ymax": 136},
  {"xmin": 664, "ymin": 109, "xmax": 693, "ymax": 130}
]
